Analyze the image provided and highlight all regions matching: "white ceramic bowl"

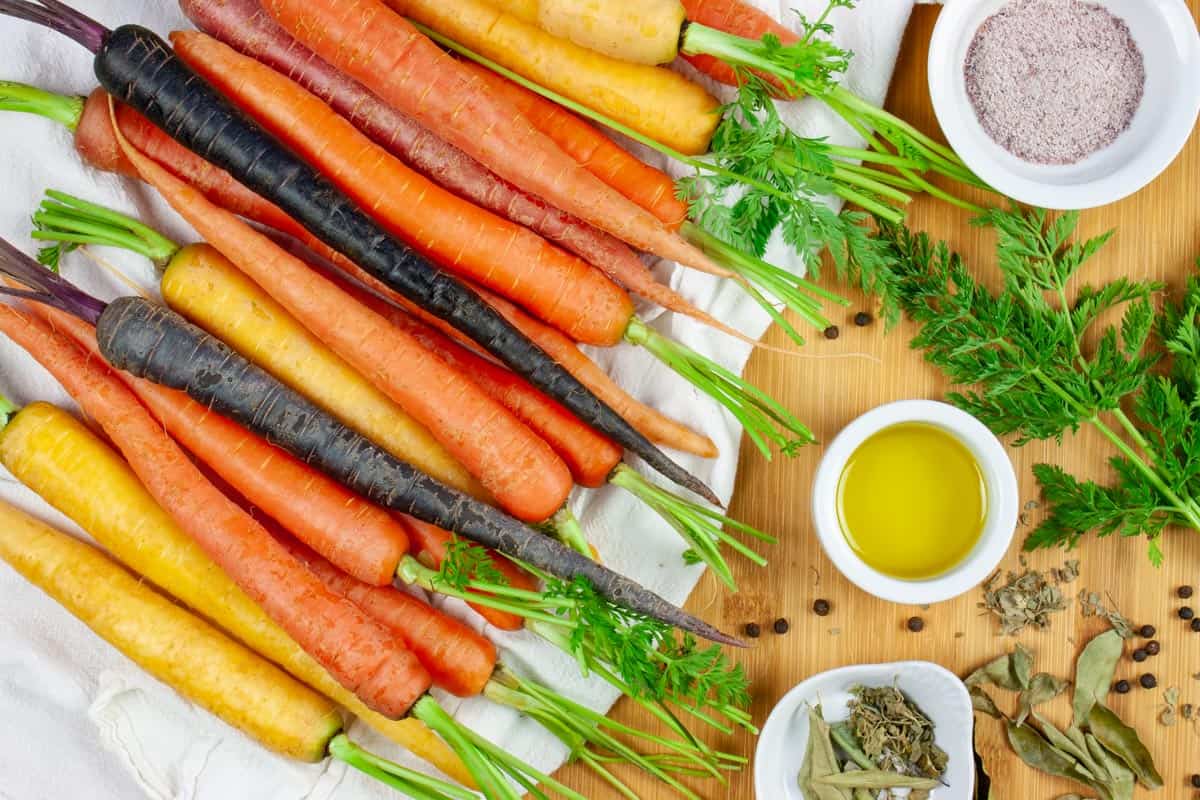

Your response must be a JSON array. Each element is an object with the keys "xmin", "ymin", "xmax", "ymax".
[
  {"xmin": 755, "ymin": 661, "xmax": 975, "ymax": 800},
  {"xmin": 811, "ymin": 400, "xmax": 1017, "ymax": 604},
  {"xmin": 928, "ymin": 0, "xmax": 1200, "ymax": 209}
]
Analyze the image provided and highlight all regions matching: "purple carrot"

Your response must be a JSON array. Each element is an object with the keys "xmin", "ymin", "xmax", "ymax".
[{"xmin": 177, "ymin": 0, "xmax": 761, "ymax": 345}]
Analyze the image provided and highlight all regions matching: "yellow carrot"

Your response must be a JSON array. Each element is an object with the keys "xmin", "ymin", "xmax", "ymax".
[
  {"xmin": 496, "ymin": 0, "xmax": 687, "ymax": 65},
  {"xmin": 0, "ymin": 499, "xmax": 342, "ymax": 763},
  {"xmin": 385, "ymin": 0, "xmax": 720, "ymax": 155},
  {"xmin": 0, "ymin": 402, "xmax": 472, "ymax": 786},
  {"xmin": 159, "ymin": 244, "xmax": 488, "ymax": 501}
]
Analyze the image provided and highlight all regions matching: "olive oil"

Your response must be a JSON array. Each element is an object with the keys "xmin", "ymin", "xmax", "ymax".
[{"xmin": 836, "ymin": 422, "xmax": 987, "ymax": 580}]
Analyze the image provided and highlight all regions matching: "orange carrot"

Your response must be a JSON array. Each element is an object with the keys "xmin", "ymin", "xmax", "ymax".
[
  {"xmin": 34, "ymin": 300, "xmax": 411, "ymax": 587},
  {"xmin": 261, "ymin": 0, "xmax": 730, "ymax": 277},
  {"xmin": 457, "ymin": 60, "xmax": 689, "ymax": 231},
  {"xmin": 111, "ymin": 114, "xmax": 575, "ymax": 525},
  {"xmin": 172, "ymin": 30, "xmax": 634, "ymax": 349},
  {"xmin": 343, "ymin": 276, "xmax": 623, "ymax": 488},
  {"xmin": 283, "ymin": 536, "xmax": 497, "ymax": 698},
  {"xmin": 400, "ymin": 516, "xmax": 534, "ymax": 632},
  {"xmin": 680, "ymin": 0, "xmax": 799, "ymax": 94},
  {"xmin": 0, "ymin": 303, "xmax": 431, "ymax": 719}
]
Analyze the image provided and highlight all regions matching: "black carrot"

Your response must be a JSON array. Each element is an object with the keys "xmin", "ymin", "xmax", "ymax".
[{"xmin": 0, "ymin": 0, "xmax": 718, "ymax": 505}]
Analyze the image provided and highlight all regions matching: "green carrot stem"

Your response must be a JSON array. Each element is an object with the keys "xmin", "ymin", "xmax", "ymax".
[
  {"xmin": 549, "ymin": 507, "xmax": 591, "ymax": 558},
  {"xmin": 411, "ymin": 696, "xmax": 527, "ymax": 800},
  {"xmin": 830, "ymin": 166, "xmax": 913, "ymax": 206},
  {"xmin": 611, "ymin": 464, "xmax": 773, "ymax": 587},
  {"xmin": 834, "ymin": 161, "xmax": 923, "ymax": 192},
  {"xmin": 395, "ymin": 556, "xmax": 569, "ymax": 626},
  {"xmin": 328, "ymin": 734, "xmax": 478, "ymax": 800},
  {"xmin": 833, "ymin": 183, "xmax": 906, "ymax": 223},
  {"xmin": 31, "ymin": 190, "xmax": 180, "ymax": 264},
  {"xmin": 625, "ymin": 316, "xmax": 815, "ymax": 459},
  {"xmin": 0, "ymin": 81, "xmax": 83, "ymax": 131}
]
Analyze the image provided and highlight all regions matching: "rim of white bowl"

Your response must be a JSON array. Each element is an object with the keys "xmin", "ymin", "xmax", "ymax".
[
  {"xmin": 927, "ymin": 0, "xmax": 1200, "ymax": 210},
  {"xmin": 810, "ymin": 400, "xmax": 1018, "ymax": 605}
]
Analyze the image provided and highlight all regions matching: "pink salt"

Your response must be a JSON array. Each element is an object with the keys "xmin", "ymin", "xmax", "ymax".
[{"xmin": 963, "ymin": 0, "xmax": 1145, "ymax": 165}]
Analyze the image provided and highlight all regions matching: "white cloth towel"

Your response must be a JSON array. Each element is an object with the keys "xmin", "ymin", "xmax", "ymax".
[{"xmin": 0, "ymin": 2, "xmax": 914, "ymax": 797}]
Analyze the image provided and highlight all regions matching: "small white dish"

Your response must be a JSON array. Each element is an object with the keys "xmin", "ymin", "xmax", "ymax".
[
  {"xmin": 811, "ymin": 400, "xmax": 1017, "ymax": 605},
  {"xmin": 755, "ymin": 661, "xmax": 975, "ymax": 800},
  {"xmin": 928, "ymin": 0, "xmax": 1200, "ymax": 209}
]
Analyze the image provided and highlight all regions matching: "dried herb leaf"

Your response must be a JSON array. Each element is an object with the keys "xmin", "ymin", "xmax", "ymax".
[
  {"xmin": 967, "ymin": 645, "xmax": 1034, "ymax": 692},
  {"xmin": 829, "ymin": 722, "xmax": 873, "ymax": 770},
  {"xmin": 1005, "ymin": 721, "xmax": 1108, "ymax": 798},
  {"xmin": 813, "ymin": 771, "xmax": 939, "ymax": 789},
  {"xmin": 981, "ymin": 568, "xmax": 1069, "ymax": 635},
  {"xmin": 1072, "ymin": 630, "xmax": 1123, "ymax": 726},
  {"xmin": 809, "ymin": 706, "xmax": 852, "ymax": 800},
  {"xmin": 1085, "ymin": 734, "xmax": 1133, "ymax": 800},
  {"xmin": 1158, "ymin": 687, "xmax": 1179, "ymax": 727},
  {"xmin": 1031, "ymin": 714, "xmax": 1102, "ymax": 781},
  {"xmin": 1085, "ymin": 704, "xmax": 1163, "ymax": 789},
  {"xmin": 1017, "ymin": 673, "xmax": 1070, "ymax": 726},
  {"xmin": 969, "ymin": 685, "xmax": 1004, "ymax": 719},
  {"xmin": 848, "ymin": 686, "xmax": 948, "ymax": 779},
  {"xmin": 1077, "ymin": 591, "xmax": 1136, "ymax": 639}
]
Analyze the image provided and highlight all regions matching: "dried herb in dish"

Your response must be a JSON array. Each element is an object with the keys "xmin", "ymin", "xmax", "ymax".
[{"xmin": 847, "ymin": 686, "xmax": 948, "ymax": 779}]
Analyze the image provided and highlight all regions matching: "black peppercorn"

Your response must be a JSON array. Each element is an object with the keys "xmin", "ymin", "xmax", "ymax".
[
  {"xmin": 1181, "ymin": 606, "xmax": 1195, "ymax": 620},
  {"xmin": 1191, "ymin": 774, "xmax": 1200, "ymax": 789},
  {"xmin": 812, "ymin": 599, "xmax": 831, "ymax": 616},
  {"xmin": 1113, "ymin": 680, "xmax": 1131, "ymax": 694},
  {"xmin": 744, "ymin": 622, "xmax": 761, "ymax": 638},
  {"xmin": 1139, "ymin": 624, "xmax": 1156, "ymax": 638},
  {"xmin": 1180, "ymin": 585, "xmax": 1195, "ymax": 599},
  {"xmin": 1144, "ymin": 640, "xmax": 1161, "ymax": 656},
  {"xmin": 823, "ymin": 325, "xmax": 840, "ymax": 340},
  {"xmin": 853, "ymin": 311, "xmax": 873, "ymax": 327},
  {"xmin": 773, "ymin": 617, "xmax": 790, "ymax": 635},
  {"xmin": 1192, "ymin": 617, "xmax": 1200, "ymax": 632},
  {"xmin": 906, "ymin": 616, "xmax": 924, "ymax": 633},
  {"xmin": 1140, "ymin": 673, "xmax": 1158, "ymax": 690},
  {"xmin": 1132, "ymin": 648, "xmax": 1148, "ymax": 662}
]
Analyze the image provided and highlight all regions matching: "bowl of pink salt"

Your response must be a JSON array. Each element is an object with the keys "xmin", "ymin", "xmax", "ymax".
[{"xmin": 928, "ymin": 0, "xmax": 1200, "ymax": 210}]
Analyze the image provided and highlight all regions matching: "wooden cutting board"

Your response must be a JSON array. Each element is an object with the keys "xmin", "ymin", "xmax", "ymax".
[{"xmin": 557, "ymin": 4, "xmax": 1200, "ymax": 798}]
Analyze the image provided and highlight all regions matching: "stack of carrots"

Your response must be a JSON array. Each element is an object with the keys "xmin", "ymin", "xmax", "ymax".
[{"xmin": 0, "ymin": 0, "xmax": 943, "ymax": 796}]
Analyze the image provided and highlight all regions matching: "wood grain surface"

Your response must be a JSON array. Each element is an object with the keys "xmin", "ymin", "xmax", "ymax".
[{"xmin": 556, "ymin": 3, "xmax": 1200, "ymax": 798}]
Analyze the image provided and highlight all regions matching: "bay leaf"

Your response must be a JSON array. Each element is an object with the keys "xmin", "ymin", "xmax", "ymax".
[
  {"xmin": 807, "ymin": 706, "xmax": 852, "ymax": 800},
  {"xmin": 967, "ymin": 645, "xmax": 1034, "ymax": 692},
  {"xmin": 1031, "ymin": 714, "xmax": 1102, "ymax": 781},
  {"xmin": 1085, "ymin": 704, "xmax": 1163, "ymax": 790},
  {"xmin": 1086, "ymin": 733, "xmax": 1134, "ymax": 800},
  {"xmin": 813, "ymin": 771, "xmax": 939, "ymax": 789},
  {"xmin": 1016, "ymin": 673, "xmax": 1070, "ymax": 726},
  {"xmin": 1005, "ymin": 722, "xmax": 1112, "ymax": 800},
  {"xmin": 1072, "ymin": 630, "xmax": 1122, "ymax": 726},
  {"xmin": 969, "ymin": 685, "xmax": 1004, "ymax": 719}
]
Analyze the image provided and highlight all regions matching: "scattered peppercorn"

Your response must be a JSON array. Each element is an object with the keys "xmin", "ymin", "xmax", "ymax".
[
  {"xmin": 1179, "ymin": 585, "xmax": 1195, "ymax": 599},
  {"xmin": 1132, "ymin": 649, "xmax": 1148, "ymax": 662},
  {"xmin": 1181, "ymin": 606, "xmax": 1195, "ymax": 620},
  {"xmin": 1140, "ymin": 673, "xmax": 1158, "ymax": 690},
  {"xmin": 812, "ymin": 599, "xmax": 831, "ymax": 617},
  {"xmin": 773, "ymin": 618, "xmax": 790, "ymax": 635},
  {"xmin": 1139, "ymin": 624, "xmax": 1156, "ymax": 638},
  {"xmin": 744, "ymin": 622, "xmax": 761, "ymax": 638},
  {"xmin": 823, "ymin": 325, "xmax": 840, "ymax": 340},
  {"xmin": 906, "ymin": 616, "xmax": 925, "ymax": 633},
  {"xmin": 1113, "ymin": 680, "xmax": 1131, "ymax": 694},
  {"xmin": 1192, "ymin": 617, "xmax": 1200, "ymax": 632},
  {"xmin": 853, "ymin": 311, "xmax": 873, "ymax": 327},
  {"xmin": 1144, "ymin": 640, "xmax": 1161, "ymax": 656},
  {"xmin": 1191, "ymin": 774, "xmax": 1200, "ymax": 789}
]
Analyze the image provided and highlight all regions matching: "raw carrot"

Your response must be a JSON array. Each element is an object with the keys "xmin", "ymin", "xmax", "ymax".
[
  {"xmin": 0, "ymin": 304, "xmax": 433, "ymax": 719},
  {"xmin": 172, "ymin": 30, "xmax": 633, "ymax": 349},
  {"xmin": 283, "ymin": 536, "xmax": 497, "ymax": 698},
  {"xmin": 400, "ymin": 517, "xmax": 536, "ymax": 632},
  {"xmin": 262, "ymin": 0, "xmax": 727, "ymax": 272},
  {"xmin": 0, "ymin": 400, "xmax": 471, "ymax": 784},
  {"xmin": 456, "ymin": 60, "xmax": 688, "ymax": 230},
  {"xmin": 500, "ymin": 0, "xmax": 686, "ymax": 66},
  {"xmin": 158, "ymin": 242, "xmax": 486, "ymax": 499},
  {"xmin": 34, "ymin": 300, "xmax": 411, "ymax": 587},
  {"xmin": 0, "ymin": 499, "xmax": 344, "ymax": 763},
  {"xmin": 350, "ymin": 280, "xmax": 623, "ymax": 488},
  {"xmin": 112, "ymin": 122, "xmax": 575, "ymax": 524}
]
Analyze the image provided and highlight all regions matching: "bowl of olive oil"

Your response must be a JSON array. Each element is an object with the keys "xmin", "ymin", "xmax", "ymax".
[{"xmin": 812, "ymin": 400, "xmax": 1018, "ymax": 604}]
